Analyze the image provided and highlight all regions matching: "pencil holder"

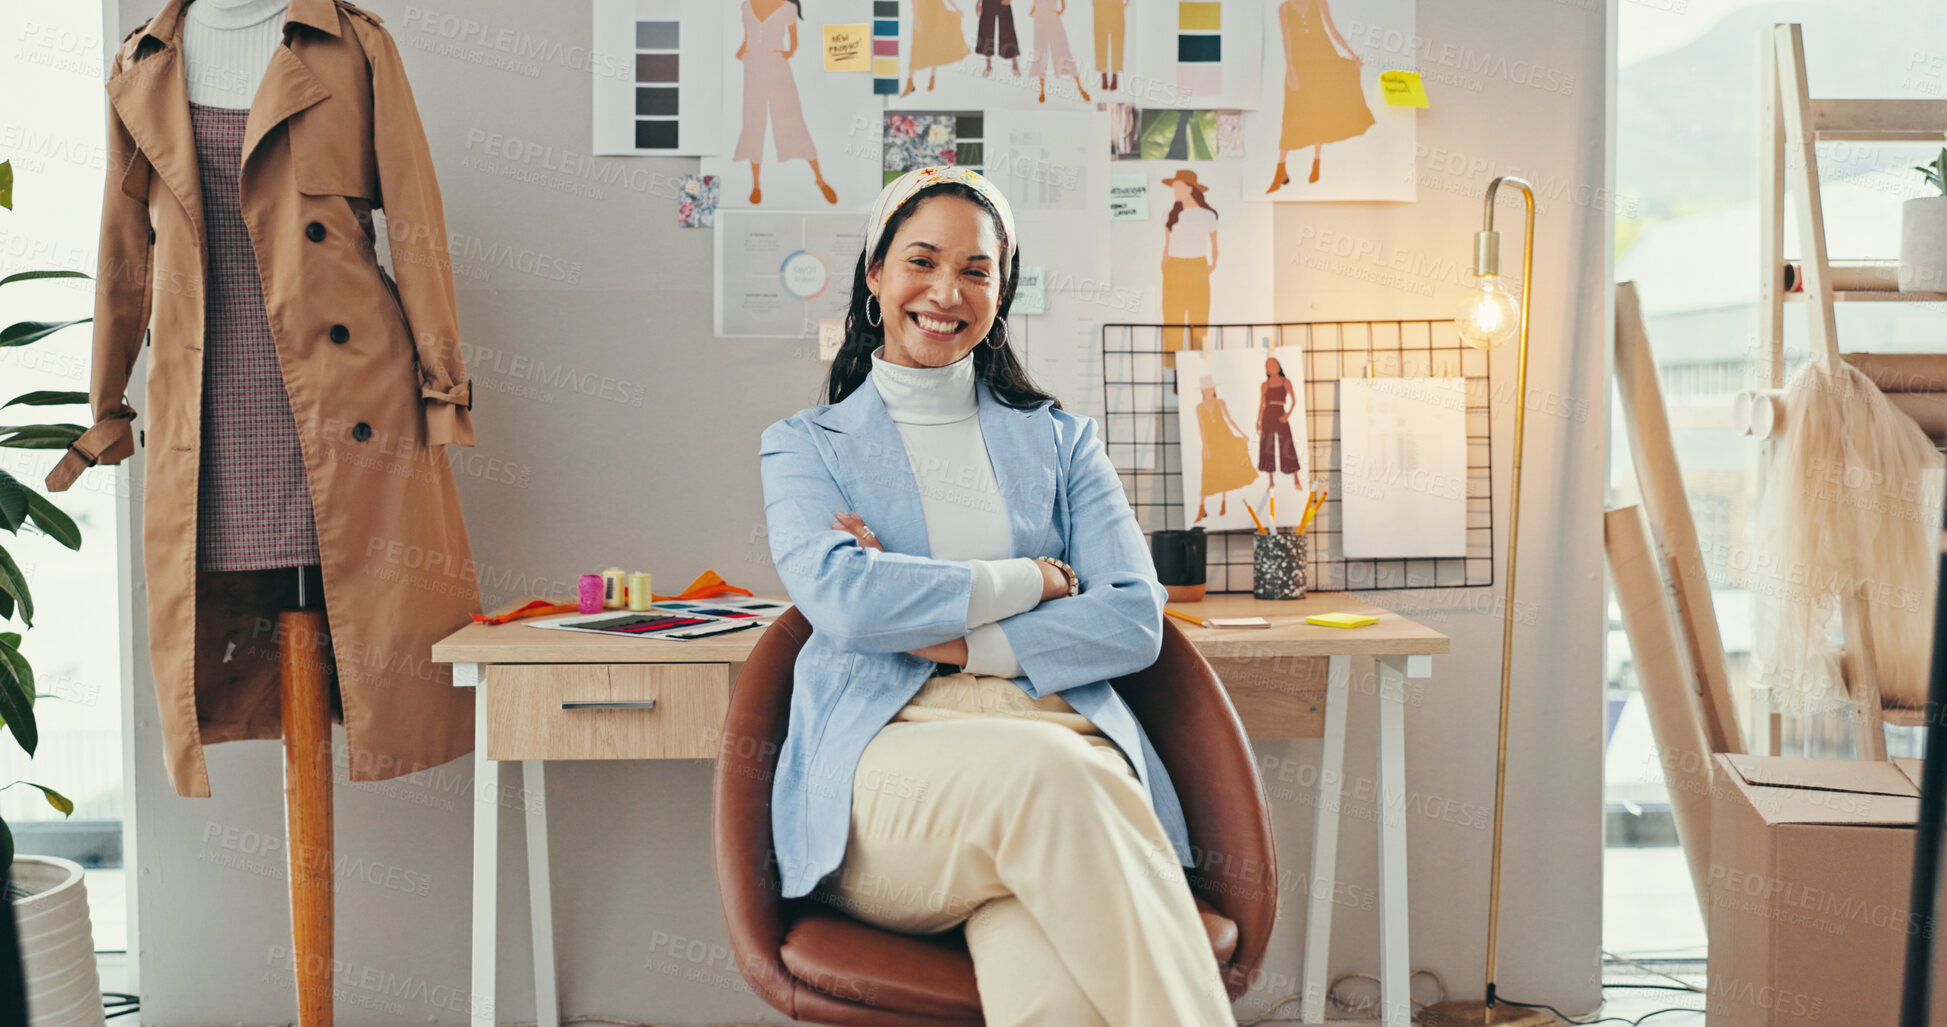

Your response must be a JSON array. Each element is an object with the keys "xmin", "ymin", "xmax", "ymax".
[{"xmin": 1252, "ymin": 528, "xmax": 1308, "ymax": 600}]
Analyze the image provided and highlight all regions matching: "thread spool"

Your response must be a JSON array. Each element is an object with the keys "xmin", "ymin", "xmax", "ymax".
[
  {"xmin": 627, "ymin": 572, "xmax": 653, "ymax": 611},
  {"xmin": 578, "ymin": 574, "xmax": 604, "ymax": 614},
  {"xmin": 601, "ymin": 567, "xmax": 627, "ymax": 609}
]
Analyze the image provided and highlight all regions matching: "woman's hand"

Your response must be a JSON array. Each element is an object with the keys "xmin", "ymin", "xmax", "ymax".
[
  {"xmin": 832, "ymin": 510, "xmax": 883, "ymax": 550},
  {"xmin": 1035, "ymin": 557, "xmax": 1071, "ymax": 602},
  {"xmin": 907, "ymin": 637, "xmax": 970, "ymax": 664}
]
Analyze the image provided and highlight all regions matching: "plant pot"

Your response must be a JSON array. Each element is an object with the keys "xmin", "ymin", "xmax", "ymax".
[
  {"xmin": 10, "ymin": 856, "xmax": 105, "ymax": 1026},
  {"xmin": 1900, "ymin": 195, "xmax": 1947, "ymax": 293}
]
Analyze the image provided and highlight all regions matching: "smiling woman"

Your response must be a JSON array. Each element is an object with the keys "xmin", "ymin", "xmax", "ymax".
[{"xmin": 756, "ymin": 166, "xmax": 1236, "ymax": 1024}]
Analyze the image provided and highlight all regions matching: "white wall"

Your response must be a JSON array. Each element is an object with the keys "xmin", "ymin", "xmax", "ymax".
[{"xmin": 106, "ymin": 0, "xmax": 1612, "ymax": 1021}]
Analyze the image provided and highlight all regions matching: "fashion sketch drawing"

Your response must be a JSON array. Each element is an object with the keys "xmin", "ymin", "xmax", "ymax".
[
  {"xmin": 1265, "ymin": 0, "xmax": 1372, "ymax": 192},
  {"xmin": 735, "ymin": 0, "xmax": 837, "ymax": 204}
]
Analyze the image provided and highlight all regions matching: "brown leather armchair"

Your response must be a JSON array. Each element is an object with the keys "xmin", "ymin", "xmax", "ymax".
[{"xmin": 712, "ymin": 607, "xmax": 1278, "ymax": 1025}]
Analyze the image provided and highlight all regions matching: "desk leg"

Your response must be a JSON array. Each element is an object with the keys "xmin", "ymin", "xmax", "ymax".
[
  {"xmin": 469, "ymin": 666, "xmax": 497, "ymax": 1027},
  {"xmin": 1375, "ymin": 655, "xmax": 1425, "ymax": 1027},
  {"xmin": 1299, "ymin": 654, "xmax": 1352, "ymax": 1024},
  {"xmin": 524, "ymin": 761, "xmax": 559, "ymax": 1027}
]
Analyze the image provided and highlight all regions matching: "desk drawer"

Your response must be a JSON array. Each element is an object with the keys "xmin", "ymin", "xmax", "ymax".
[{"xmin": 485, "ymin": 663, "xmax": 730, "ymax": 760}]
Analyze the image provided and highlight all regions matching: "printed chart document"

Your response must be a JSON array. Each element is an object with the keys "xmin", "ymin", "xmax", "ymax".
[
  {"xmin": 1339, "ymin": 376, "xmax": 1467, "ymax": 558},
  {"xmin": 714, "ymin": 211, "xmax": 863, "ymax": 337}
]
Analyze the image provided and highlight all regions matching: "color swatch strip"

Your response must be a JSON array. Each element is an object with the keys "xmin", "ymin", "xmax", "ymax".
[
  {"xmin": 872, "ymin": 0, "xmax": 900, "ymax": 95},
  {"xmin": 1177, "ymin": 0, "xmax": 1221, "ymax": 98},
  {"xmin": 634, "ymin": 0, "xmax": 681, "ymax": 149}
]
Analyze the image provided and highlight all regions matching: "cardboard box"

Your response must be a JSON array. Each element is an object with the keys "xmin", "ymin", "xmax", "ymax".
[{"xmin": 1709, "ymin": 754, "xmax": 1947, "ymax": 1025}]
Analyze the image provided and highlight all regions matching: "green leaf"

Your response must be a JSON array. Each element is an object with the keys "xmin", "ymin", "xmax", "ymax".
[
  {"xmin": 0, "ymin": 160, "xmax": 11, "ymax": 211},
  {"xmin": 0, "ymin": 424, "xmax": 83, "ymax": 450},
  {"xmin": 0, "ymin": 638, "xmax": 35, "ymax": 757},
  {"xmin": 0, "ymin": 471, "xmax": 25, "ymax": 533},
  {"xmin": 0, "ymin": 545, "xmax": 32, "ymax": 627},
  {"xmin": 22, "ymin": 492, "xmax": 79, "ymax": 551},
  {"xmin": 0, "ymin": 271, "xmax": 88, "ymax": 288},
  {"xmin": 0, "ymin": 633, "xmax": 16, "ymax": 648},
  {"xmin": 1, "ymin": 391, "xmax": 88, "ymax": 409},
  {"xmin": 0, "ymin": 319, "xmax": 88, "ymax": 348}
]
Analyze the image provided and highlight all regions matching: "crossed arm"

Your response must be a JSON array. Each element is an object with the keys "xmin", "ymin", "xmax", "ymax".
[{"xmin": 758, "ymin": 414, "xmax": 1165, "ymax": 695}]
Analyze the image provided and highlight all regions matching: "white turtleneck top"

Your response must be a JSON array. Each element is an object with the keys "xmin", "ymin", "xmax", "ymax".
[
  {"xmin": 183, "ymin": 0, "xmax": 292, "ymax": 109},
  {"xmin": 867, "ymin": 346, "xmax": 1047, "ymax": 677}
]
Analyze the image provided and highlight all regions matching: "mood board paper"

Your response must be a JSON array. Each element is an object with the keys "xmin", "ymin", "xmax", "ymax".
[
  {"xmin": 1245, "ymin": 0, "xmax": 1415, "ymax": 202},
  {"xmin": 1338, "ymin": 376, "xmax": 1467, "ymax": 558},
  {"xmin": 1104, "ymin": 160, "xmax": 1272, "ymax": 353},
  {"xmin": 700, "ymin": 0, "xmax": 882, "ymax": 210},
  {"xmin": 714, "ymin": 210, "xmax": 864, "ymax": 337},
  {"xmin": 885, "ymin": 0, "xmax": 1126, "ymax": 109},
  {"xmin": 985, "ymin": 107, "xmax": 1111, "ymax": 282},
  {"xmin": 592, "ymin": 0, "xmax": 725, "ymax": 155},
  {"xmin": 1132, "ymin": 0, "xmax": 1260, "ymax": 108},
  {"xmin": 1174, "ymin": 346, "xmax": 1308, "ymax": 532}
]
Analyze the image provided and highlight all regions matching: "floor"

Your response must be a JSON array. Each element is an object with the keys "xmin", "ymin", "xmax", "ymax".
[{"xmin": 85, "ymin": 848, "xmax": 1709, "ymax": 1025}]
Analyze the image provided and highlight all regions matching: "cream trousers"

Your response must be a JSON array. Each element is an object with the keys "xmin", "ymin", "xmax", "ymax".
[{"xmin": 811, "ymin": 672, "xmax": 1234, "ymax": 1026}]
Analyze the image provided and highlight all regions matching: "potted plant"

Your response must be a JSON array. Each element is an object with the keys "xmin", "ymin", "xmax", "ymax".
[
  {"xmin": 0, "ymin": 156, "xmax": 106, "ymax": 1026},
  {"xmin": 1901, "ymin": 142, "xmax": 1947, "ymax": 293}
]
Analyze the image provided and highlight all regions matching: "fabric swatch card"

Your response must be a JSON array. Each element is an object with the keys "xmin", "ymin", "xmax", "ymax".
[
  {"xmin": 1338, "ymin": 376, "xmax": 1467, "ymax": 558},
  {"xmin": 592, "ymin": 0, "xmax": 723, "ymax": 155}
]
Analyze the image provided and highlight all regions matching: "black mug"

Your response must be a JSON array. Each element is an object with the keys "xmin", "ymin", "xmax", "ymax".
[{"xmin": 1149, "ymin": 528, "xmax": 1207, "ymax": 602}]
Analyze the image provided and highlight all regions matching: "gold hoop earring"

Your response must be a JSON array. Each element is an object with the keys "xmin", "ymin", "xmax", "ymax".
[
  {"xmin": 986, "ymin": 317, "xmax": 1009, "ymax": 350},
  {"xmin": 865, "ymin": 294, "xmax": 882, "ymax": 327}
]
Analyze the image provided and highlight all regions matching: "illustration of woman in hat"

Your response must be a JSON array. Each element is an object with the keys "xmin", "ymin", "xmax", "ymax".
[{"xmin": 1159, "ymin": 169, "xmax": 1217, "ymax": 369}]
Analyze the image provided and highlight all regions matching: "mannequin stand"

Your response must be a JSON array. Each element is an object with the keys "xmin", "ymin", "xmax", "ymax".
[{"xmin": 279, "ymin": 569, "xmax": 333, "ymax": 1026}]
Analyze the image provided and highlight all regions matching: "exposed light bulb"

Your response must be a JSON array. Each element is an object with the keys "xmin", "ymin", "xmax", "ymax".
[{"xmin": 1458, "ymin": 274, "xmax": 1519, "ymax": 350}]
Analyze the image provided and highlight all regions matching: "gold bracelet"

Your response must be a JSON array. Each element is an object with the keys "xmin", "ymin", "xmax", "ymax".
[{"xmin": 1037, "ymin": 556, "xmax": 1080, "ymax": 597}]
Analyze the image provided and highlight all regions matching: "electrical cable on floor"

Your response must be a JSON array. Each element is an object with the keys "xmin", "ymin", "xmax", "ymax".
[
  {"xmin": 1496, "ymin": 993, "xmax": 1704, "ymax": 1026},
  {"xmin": 103, "ymin": 991, "xmax": 138, "ymax": 1019},
  {"xmin": 1601, "ymin": 949, "xmax": 1704, "ymax": 992}
]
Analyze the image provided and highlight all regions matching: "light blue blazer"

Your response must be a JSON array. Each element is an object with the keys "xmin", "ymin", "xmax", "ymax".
[{"xmin": 758, "ymin": 376, "xmax": 1194, "ymax": 900}]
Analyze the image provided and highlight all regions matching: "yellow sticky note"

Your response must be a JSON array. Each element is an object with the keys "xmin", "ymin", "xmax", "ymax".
[
  {"xmin": 824, "ymin": 23, "xmax": 870, "ymax": 72},
  {"xmin": 1378, "ymin": 70, "xmax": 1428, "ymax": 107},
  {"xmin": 1306, "ymin": 612, "xmax": 1378, "ymax": 629}
]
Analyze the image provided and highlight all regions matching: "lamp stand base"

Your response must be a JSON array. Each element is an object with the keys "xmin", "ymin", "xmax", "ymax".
[{"xmin": 1420, "ymin": 999, "xmax": 1563, "ymax": 1026}]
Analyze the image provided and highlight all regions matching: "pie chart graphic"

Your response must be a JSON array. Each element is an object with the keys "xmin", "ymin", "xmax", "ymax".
[{"xmin": 779, "ymin": 249, "xmax": 830, "ymax": 300}]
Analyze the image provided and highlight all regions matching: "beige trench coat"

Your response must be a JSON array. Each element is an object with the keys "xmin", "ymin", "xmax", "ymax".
[{"xmin": 48, "ymin": 0, "xmax": 479, "ymax": 797}]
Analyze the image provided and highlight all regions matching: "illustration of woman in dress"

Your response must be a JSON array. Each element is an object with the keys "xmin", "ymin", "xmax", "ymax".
[
  {"xmin": 1028, "ymin": 0, "xmax": 1089, "ymax": 102},
  {"xmin": 1266, "ymin": 0, "xmax": 1373, "ymax": 193},
  {"xmin": 1256, "ymin": 356, "xmax": 1303, "ymax": 514},
  {"xmin": 976, "ymin": 0, "xmax": 1021, "ymax": 76},
  {"xmin": 735, "ymin": 0, "xmax": 837, "ymax": 205},
  {"xmin": 903, "ymin": 0, "xmax": 972, "ymax": 95},
  {"xmin": 1158, "ymin": 169, "xmax": 1217, "ymax": 369},
  {"xmin": 1194, "ymin": 375, "xmax": 1260, "ymax": 523},
  {"xmin": 1092, "ymin": 0, "xmax": 1128, "ymax": 92}
]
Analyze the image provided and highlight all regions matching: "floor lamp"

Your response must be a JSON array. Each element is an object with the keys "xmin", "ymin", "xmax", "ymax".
[{"xmin": 1422, "ymin": 176, "xmax": 1561, "ymax": 1027}]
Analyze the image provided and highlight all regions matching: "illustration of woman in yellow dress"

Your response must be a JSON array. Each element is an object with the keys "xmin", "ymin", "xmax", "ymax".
[
  {"xmin": 1266, "ymin": 0, "xmax": 1373, "ymax": 193},
  {"xmin": 735, "ymin": 0, "xmax": 838, "ymax": 205},
  {"xmin": 1159, "ymin": 169, "xmax": 1217, "ymax": 369},
  {"xmin": 1194, "ymin": 375, "xmax": 1259, "ymax": 523},
  {"xmin": 903, "ymin": 0, "xmax": 973, "ymax": 96}
]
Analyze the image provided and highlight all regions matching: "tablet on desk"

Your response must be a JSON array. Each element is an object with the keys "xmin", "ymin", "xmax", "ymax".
[{"xmin": 530, "ymin": 608, "xmax": 772, "ymax": 641}]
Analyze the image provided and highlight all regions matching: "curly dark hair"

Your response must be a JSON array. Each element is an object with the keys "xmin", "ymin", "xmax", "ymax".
[{"xmin": 824, "ymin": 182, "xmax": 1059, "ymax": 410}]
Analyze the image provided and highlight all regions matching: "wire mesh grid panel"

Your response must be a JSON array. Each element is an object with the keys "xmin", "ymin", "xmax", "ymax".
[{"xmin": 1100, "ymin": 321, "xmax": 1494, "ymax": 593}]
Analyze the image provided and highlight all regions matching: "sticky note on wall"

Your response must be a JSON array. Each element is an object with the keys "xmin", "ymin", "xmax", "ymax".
[
  {"xmin": 1379, "ymin": 70, "xmax": 1428, "ymax": 107},
  {"xmin": 1110, "ymin": 172, "xmax": 1149, "ymax": 220},
  {"xmin": 824, "ymin": 23, "xmax": 870, "ymax": 71}
]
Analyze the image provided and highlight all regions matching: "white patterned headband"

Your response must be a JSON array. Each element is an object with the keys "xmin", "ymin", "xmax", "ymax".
[{"xmin": 864, "ymin": 166, "xmax": 1017, "ymax": 269}]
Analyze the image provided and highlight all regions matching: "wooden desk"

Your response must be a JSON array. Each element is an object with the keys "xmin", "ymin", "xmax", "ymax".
[{"xmin": 433, "ymin": 592, "xmax": 1448, "ymax": 1027}]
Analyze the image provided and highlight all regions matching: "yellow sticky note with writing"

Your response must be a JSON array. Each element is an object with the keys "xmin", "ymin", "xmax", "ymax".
[
  {"xmin": 824, "ymin": 24, "xmax": 870, "ymax": 71},
  {"xmin": 1378, "ymin": 70, "xmax": 1429, "ymax": 107},
  {"xmin": 1306, "ymin": 612, "xmax": 1378, "ymax": 629}
]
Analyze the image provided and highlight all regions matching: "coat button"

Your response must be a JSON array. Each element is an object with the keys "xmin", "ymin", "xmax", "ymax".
[
  {"xmin": 146, "ymin": 225, "xmax": 155, "ymax": 244},
  {"xmin": 329, "ymin": 324, "xmax": 350, "ymax": 344},
  {"xmin": 351, "ymin": 422, "xmax": 372, "ymax": 442},
  {"xmin": 306, "ymin": 221, "xmax": 326, "ymax": 242}
]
